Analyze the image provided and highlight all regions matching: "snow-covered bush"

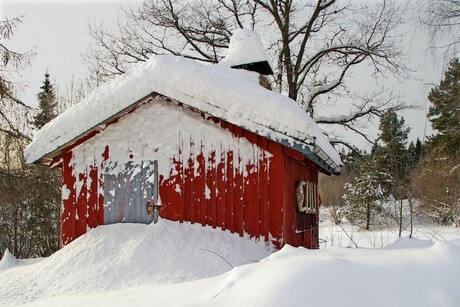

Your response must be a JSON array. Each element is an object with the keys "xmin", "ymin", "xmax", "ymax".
[{"xmin": 343, "ymin": 170, "xmax": 390, "ymax": 230}]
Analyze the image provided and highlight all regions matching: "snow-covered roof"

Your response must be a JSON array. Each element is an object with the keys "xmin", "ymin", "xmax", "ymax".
[{"xmin": 24, "ymin": 55, "xmax": 341, "ymax": 174}]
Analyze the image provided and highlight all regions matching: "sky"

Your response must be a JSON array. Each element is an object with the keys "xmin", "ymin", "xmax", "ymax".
[
  {"xmin": 1, "ymin": 0, "xmax": 142, "ymax": 106},
  {"xmin": 0, "ymin": 0, "xmax": 447, "ymax": 149}
]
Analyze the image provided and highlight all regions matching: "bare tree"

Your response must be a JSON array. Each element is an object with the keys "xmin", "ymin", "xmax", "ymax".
[
  {"xmin": 84, "ymin": 0, "xmax": 257, "ymax": 79},
  {"xmin": 0, "ymin": 16, "xmax": 35, "ymax": 142},
  {"xmin": 0, "ymin": 132, "xmax": 61, "ymax": 259},
  {"xmin": 56, "ymin": 75, "xmax": 98, "ymax": 113},
  {"xmin": 319, "ymin": 170, "xmax": 353, "ymax": 225},
  {"xmin": 413, "ymin": 153, "xmax": 460, "ymax": 226},
  {"xmin": 85, "ymin": 0, "xmax": 410, "ymax": 149},
  {"xmin": 418, "ymin": 0, "xmax": 460, "ymax": 58},
  {"xmin": 0, "ymin": 17, "xmax": 62, "ymax": 259}
]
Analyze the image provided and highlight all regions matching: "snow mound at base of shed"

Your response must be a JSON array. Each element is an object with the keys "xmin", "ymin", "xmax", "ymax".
[
  {"xmin": 0, "ymin": 226, "xmax": 460, "ymax": 307},
  {"xmin": 0, "ymin": 219, "xmax": 272, "ymax": 305},
  {"xmin": 2, "ymin": 221, "xmax": 460, "ymax": 307}
]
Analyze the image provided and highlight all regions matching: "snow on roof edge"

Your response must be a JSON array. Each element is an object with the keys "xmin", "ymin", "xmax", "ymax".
[{"xmin": 24, "ymin": 55, "xmax": 341, "ymax": 172}]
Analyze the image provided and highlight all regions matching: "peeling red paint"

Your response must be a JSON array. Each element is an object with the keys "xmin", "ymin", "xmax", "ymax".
[{"xmin": 56, "ymin": 105, "xmax": 320, "ymax": 249}]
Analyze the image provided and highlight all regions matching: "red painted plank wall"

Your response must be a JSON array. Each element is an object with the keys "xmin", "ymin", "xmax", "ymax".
[
  {"xmin": 61, "ymin": 152, "xmax": 76, "ymax": 245},
  {"xmin": 283, "ymin": 154, "xmax": 319, "ymax": 248},
  {"xmin": 158, "ymin": 118, "xmax": 289, "ymax": 249},
  {"xmin": 58, "ymin": 105, "xmax": 318, "ymax": 249},
  {"xmin": 60, "ymin": 149, "xmax": 107, "ymax": 245}
]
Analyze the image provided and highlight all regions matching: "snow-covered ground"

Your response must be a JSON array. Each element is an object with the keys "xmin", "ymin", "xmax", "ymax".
[
  {"xmin": 1, "ymin": 215, "xmax": 459, "ymax": 307},
  {"xmin": 318, "ymin": 208, "xmax": 460, "ymax": 249}
]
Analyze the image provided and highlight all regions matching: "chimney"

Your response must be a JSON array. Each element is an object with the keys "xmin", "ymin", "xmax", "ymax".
[{"xmin": 219, "ymin": 29, "xmax": 274, "ymax": 76}]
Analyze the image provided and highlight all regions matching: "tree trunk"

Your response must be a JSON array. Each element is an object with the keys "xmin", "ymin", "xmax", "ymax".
[
  {"xmin": 366, "ymin": 200, "xmax": 370, "ymax": 230},
  {"xmin": 398, "ymin": 198, "xmax": 403, "ymax": 238},
  {"xmin": 408, "ymin": 195, "xmax": 414, "ymax": 238}
]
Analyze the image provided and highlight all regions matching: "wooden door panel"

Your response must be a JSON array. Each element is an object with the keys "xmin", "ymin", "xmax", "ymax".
[{"xmin": 103, "ymin": 160, "xmax": 158, "ymax": 224}]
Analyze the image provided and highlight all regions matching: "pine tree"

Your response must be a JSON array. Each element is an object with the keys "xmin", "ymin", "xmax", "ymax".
[
  {"xmin": 407, "ymin": 138, "xmax": 425, "ymax": 169},
  {"xmin": 427, "ymin": 58, "xmax": 460, "ymax": 155},
  {"xmin": 372, "ymin": 111, "xmax": 412, "ymax": 236},
  {"xmin": 343, "ymin": 168, "xmax": 390, "ymax": 230},
  {"xmin": 33, "ymin": 73, "xmax": 57, "ymax": 129},
  {"xmin": 15, "ymin": 72, "xmax": 62, "ymax": 257},
  {"xmin": 373, "ymin": 111, "xmax": 410, "ymax": 198}
]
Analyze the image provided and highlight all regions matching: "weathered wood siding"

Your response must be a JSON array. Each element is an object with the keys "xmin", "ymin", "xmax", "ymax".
[
  {"xmin": 283, "ymin": 154, "xmax": 319, "ymax": 249},
  {"xmin": 58, "ymin": 98, "xmax": 319, "ymax": 249},
  {"xmin": 158, "ymin": 121, "xmax": 279, "ymax": 246},
  {"xmin": 103, "ymin": 161, "xmax": 157, "ymax": 224}
]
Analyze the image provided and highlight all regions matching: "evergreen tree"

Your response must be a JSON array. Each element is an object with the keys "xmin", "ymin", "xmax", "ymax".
[
  {"xmin": 343, "ymin": 168, "xmax": 390, "ymax": 230},
  {"xmin": 407, "ymin": 138, "xmax": 425, "ymax": 169},
  {"xmin": 0, "ymin": 72, "xmax": 63, "ymax": 259},
  {"xmin": 372, "ymin": 111, "xmax": 412, "ymax": 236},
  {"xmin": 373, "ymin": 111, "xmax": 410, "ymax": 198},
  {"xmin": 29, "ymin": 73, "xmax": 61, "ymax": 255},
  {"xmin": 427, "ymin": 58, "xmax": 460, "ymax": 155},
  {"xmin": 33, "ymin": 73, "xmax": 57, "ymax": 129}
]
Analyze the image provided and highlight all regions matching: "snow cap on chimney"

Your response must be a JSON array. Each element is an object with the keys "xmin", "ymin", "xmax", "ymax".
[{"xmin": 219, "ymin": 29, "xmax": 274, "ymax": 75}]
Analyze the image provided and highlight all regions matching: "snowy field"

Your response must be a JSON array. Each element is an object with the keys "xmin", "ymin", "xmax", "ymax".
[{"xmin": 1, "ymin": 214, "xmax": 459, "ymax": 307}]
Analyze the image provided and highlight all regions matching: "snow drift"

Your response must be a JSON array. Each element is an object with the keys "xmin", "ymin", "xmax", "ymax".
[
  {"xmin": 0, "ymin": 219, "xmax": 271, "ymax": 305},
  {"xmin": 1, "ymin": 219, "xmax": 460, "ymax": 306}
]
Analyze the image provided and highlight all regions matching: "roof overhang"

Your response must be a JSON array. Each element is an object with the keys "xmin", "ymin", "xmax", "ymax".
[
  {"xmin": 33, "ymin": 93, "xmax": 158, "ymax": 166},
  {"xmin": 32, "ymin": 92, "xmax": 341, "ymax": 175},
  {"xmin": 276, "ymin": 138, "xmax": 341, "ymax": 175}
]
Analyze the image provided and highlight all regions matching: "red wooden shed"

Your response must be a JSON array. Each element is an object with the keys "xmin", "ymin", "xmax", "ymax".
[{"xmin": 25, "ymin": 31, "xmax": 341, "ymax": 250}]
